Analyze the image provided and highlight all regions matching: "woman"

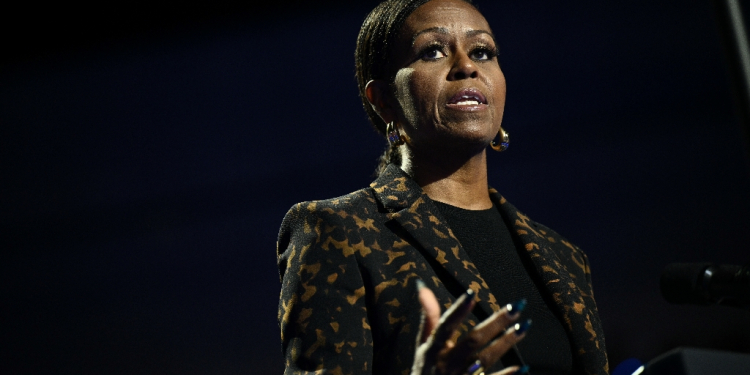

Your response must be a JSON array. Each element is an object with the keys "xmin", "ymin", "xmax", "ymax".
[{"xmin": 277, "ymin": 0, "xmax": 608, "ymax": 374}]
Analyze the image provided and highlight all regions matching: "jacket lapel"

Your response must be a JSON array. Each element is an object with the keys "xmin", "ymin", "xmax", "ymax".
[
  {"xmin": 491, "ymin": 189, "xmax": 607, "ymax": 374},
  {"xmin": 370, "ymin": 164, "xmax": 502, "ymax": 317},
  {"xmin": 491, "ymin": 189, "xmax": 573, "ymax": 312}
]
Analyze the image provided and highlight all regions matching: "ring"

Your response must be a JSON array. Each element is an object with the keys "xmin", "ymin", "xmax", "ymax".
[{"xmin": 466, "ymin": 359, "xmax": 485, "ymax": 375}]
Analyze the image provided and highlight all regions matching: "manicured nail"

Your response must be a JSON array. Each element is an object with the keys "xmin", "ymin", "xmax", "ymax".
[
  {"xmin": 416, "ymin": 279, "xmax": 426, "ymax": 291},
  {"xmin": 514, "ymin": 319, "xmax": 532, "ymax": 336},
  {"xmin": 459, "ymin": 288, "xmax": 475, "ymax": 307},
  {"xmin": 466, "ymin": 360, "xmax": 482, "ymax": 374},
  {"xmin": 513, "ymin": 365, "xmax": 530, "ymax": 375},
  {"xmin": 506, "ymin": 298, "xmax": 527, "ymax": 318}
]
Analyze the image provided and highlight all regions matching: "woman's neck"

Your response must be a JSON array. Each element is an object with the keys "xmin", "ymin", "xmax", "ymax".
[{"xmin": 405, "ymin": 147, "xmax": 492, "ymax": 210}]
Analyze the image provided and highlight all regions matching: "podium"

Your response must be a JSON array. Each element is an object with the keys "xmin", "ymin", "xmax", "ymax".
[{"xmin": 641, "ymin": 348, "xmax": 750, "ymax": 375}]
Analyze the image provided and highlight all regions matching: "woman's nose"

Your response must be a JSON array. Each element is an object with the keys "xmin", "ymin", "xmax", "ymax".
[{"xmin": 448, "ymin": 53, "xmax": 479, "ymax": 80}]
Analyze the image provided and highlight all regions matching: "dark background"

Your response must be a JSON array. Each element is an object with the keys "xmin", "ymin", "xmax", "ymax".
[{"xmin": 2, "ymin": 1, "xmax": 750, "ymax": 373}]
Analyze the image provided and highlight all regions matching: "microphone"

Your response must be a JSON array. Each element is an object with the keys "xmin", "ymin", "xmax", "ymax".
[{"xmin": 660, "ymin": 262, "xmax": 750, "ymax": 309}]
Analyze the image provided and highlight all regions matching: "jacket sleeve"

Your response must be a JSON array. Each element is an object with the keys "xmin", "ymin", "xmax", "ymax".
[{"xmin": 277, "ymin": 202, "xmax": 374, "ymax": 375}]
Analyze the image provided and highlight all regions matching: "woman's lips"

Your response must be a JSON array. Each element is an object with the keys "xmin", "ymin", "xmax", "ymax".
[{"xmin": 446, "ymin": 88, "xmax": 487, "ymax": 111}]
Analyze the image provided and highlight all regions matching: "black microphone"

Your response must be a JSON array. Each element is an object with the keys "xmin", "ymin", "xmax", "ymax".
[{"xmin": 660, "ymin": 262, "xmax": 750, "ymax": 309}]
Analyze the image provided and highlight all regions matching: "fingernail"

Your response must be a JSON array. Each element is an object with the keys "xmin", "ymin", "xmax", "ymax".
[
  {"xmin": 464, "ymin": 288, "xmax": 475, "ymax": 300},
  {"xmin": 506, "ymin": 298, "xmax": 527, "ymax": 318},
  {"xmin": 514, "ymin": 319, "xmax": 532, "ymax": 336},
  {"xmin": 416, "ymin": 279, "xmax": 425, "ymax": 291},
  {"xmin": 513, "ymin": 365, "xmax": 530, "ymax": 375},
  {"xmin": 466, "ymin": 360, "xmax": 482, "ymax": 374},
  {"xmin": 458, "ymin": 288, "xmax": 475, "ymax": 307}
]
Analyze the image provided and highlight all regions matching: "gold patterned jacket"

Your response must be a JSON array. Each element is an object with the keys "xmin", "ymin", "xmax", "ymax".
[{"xmin": 277, "ymin": 164, "xmax": 608, "ymax": 375}]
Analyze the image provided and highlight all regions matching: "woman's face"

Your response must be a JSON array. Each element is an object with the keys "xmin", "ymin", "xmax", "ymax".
[{"xmin": 391, "ymin": 0, "xmax": 506, "ymax": 155}]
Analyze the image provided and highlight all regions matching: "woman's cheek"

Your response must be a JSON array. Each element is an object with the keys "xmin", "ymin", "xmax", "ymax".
[
  {"xmin": 408, "ymin": 70, "xmax": 442, "ymax": 129},
  {"xmin": 394, "ymin": 67, "xmax": 418, "ymax": 128}
]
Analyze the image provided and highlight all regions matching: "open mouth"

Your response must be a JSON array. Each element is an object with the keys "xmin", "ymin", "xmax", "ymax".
[{"xmin": 447, "ymin": 88, "xmax": 487, "ymax": 106}]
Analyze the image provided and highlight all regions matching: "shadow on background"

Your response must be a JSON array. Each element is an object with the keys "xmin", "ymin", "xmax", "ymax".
[{"xmin": 2, "ymin": 1, "xmax": 749, "ymax": 373}]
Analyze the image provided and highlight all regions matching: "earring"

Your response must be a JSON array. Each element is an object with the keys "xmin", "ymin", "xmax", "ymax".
[
  {"xmin": 386, "ymin": 121, "xmax": 404, "ymax": 146},
  {"xmin": 490, "ymin": 128, "xmax": 510, "ymax": 152}
]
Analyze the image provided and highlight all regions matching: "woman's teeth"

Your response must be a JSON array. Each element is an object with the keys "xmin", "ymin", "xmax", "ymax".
[{"xmin": 457, "ymin": 100, "xmax": 480, "ymax": 105}]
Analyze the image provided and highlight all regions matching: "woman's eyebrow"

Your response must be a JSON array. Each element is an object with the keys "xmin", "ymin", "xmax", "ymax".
[
  {"xmin": 411, "ymin": 28, "xmax": 497, "ymax": 46},
  {"xmin": 411, "ymin": 27, "xmax": 449, "ymax": 46},
  {"xmin": 466, "ymin": 29, "xmax": 496, "ymax": 42}
]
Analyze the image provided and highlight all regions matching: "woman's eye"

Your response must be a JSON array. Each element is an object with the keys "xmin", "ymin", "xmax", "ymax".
[
  {"xmin": 471, "ymin": 48, "xmax": 493, "ymax": 61},
  {"xmin": 422, "ymin": 47, "xmax": 446, "ymax": 60}
]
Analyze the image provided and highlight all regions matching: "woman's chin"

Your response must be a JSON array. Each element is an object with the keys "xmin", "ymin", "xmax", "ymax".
[
  {"xmin": 413, "ymin": 136, "xmax": 494, "ymax": 159},
  {"xmin": 444, "ymin": 125, "xmax": 498, "ymax": 146}
]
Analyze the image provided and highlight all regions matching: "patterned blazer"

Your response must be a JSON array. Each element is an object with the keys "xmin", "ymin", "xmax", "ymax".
[{"xmin": 277, "ymin": 164, "xmax": 608, "ymax": 375}]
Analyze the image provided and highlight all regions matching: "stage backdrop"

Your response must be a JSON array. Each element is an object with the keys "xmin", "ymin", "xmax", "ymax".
[{"xmin": 2, "ymin": 1, "xmax": 749, "ymax": 373}]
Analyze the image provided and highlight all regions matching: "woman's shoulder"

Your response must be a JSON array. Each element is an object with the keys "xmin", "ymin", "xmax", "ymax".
[
  {"xmin": 280, "ymin": 187, "xmax": 380, "ymax": 225},
  {"xmin": 280, "ymin": 164, "xmax": 414, "ymax": 225},
  {"xmin": 276, "ymin": 186, "xmax": 390, "ymax": 280}
]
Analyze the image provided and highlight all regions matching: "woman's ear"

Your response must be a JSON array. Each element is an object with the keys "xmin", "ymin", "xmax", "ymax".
[{"xmin": 365, "ymin": 79, "xmax": 398, "ymax": 124}]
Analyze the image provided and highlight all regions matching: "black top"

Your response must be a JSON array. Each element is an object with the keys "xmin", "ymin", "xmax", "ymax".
[{"xmin": 434, "ymin": 201, "xmax": 573, "ymax": 375}]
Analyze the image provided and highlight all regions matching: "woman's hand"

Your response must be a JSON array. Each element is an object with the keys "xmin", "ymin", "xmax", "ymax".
[{"xmin": 411, "ymin": 282, "xmax": 530, "ymax": 375}]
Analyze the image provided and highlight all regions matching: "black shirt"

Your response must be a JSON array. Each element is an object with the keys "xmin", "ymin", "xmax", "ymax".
[{"xmin": 434, "ymin": 201, "xmax": 573, "ymax": 375}]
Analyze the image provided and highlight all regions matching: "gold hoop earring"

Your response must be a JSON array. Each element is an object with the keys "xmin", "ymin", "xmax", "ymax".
[
  {"xmin": 386, "ymin": 121, "xmax": 404, "ymax": 146},
  {"xmin": 490, "ymin": 128, "xmax": 510, "ymax": 152}
]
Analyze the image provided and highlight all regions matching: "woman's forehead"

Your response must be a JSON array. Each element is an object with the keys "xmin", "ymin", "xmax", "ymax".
[{"xmin": 403, "ymin": 0, "xmax": 491, "ymax": 36}]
